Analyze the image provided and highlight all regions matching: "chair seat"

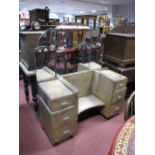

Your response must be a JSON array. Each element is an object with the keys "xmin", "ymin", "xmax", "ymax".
[{"xmin": 36, "ymin": 67, "xmax": 55, "ymax": 83}]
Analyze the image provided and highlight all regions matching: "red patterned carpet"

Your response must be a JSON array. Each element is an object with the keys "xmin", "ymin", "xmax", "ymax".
[{"xmin": 19, "ymin": 80, "xmax": 125, "ymax": 155}]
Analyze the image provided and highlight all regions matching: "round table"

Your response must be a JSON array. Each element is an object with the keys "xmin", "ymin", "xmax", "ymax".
[{"xmin": 109, "ymin": 116, "xmax": 135, "ymax": 155}]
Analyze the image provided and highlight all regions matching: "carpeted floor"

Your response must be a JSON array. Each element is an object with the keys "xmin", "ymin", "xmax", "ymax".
[{"xmin": 19, "ymin": 80, "xmax": 125, "ymax": 155}]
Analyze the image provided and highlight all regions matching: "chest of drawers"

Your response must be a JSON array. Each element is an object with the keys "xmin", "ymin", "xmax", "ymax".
[
  {"xmin": 38, "ymin": 79, "xmax": 79, "ymax": 144},
  {"xmin": 93, "ymin": 70, "xmax": 127, "ymax": 118}
]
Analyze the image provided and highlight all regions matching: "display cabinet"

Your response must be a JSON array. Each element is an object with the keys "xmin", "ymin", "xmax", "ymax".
[
  {"xmin": 98, "ymin": 16, "xmax": 111, "ymax": 34},
  {"xmin": 49, "ymin": 18, "xmax": 60, "ymax": 26},
  {"xmin": 75, "ymin": 15, "xmax": 97, "ymax": 29}
]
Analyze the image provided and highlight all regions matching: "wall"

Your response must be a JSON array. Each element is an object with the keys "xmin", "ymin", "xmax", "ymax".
[{"xmin": 112, "ymin": 2, "xmax": 135, "ymax": 23}]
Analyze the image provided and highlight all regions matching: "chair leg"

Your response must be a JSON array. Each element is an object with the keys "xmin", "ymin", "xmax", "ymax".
[{"xmin": 64, "ymin": 55, "xmax": 67, "ymax": 72}]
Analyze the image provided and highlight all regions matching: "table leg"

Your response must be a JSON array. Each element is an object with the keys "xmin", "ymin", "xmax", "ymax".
[
  {"xmin": 23, "ymin": 73, "xmax": 29, "ymax": 104},
  {"xmin": 30, "ymin": 75, "xmax": 39, "ymax": 118}
]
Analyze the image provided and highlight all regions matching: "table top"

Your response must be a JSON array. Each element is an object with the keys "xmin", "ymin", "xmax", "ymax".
[
  {"xmin": 19, "ymin": 61, "xmax": 36, "ymax": 76},
  {"xmin": 109, "ymin": 116, "xmax": 135, "ymax": 155},
  {"xmin": 56, "ymin": 47, "xmax": 76, "ymax": 54},
  {"xmin": 107, "ymin": 33, "xmax": 135, "ymax": 38},
  {"xmin": 20, "ymin": 31, "xmax": 45, "ymax": 35}
]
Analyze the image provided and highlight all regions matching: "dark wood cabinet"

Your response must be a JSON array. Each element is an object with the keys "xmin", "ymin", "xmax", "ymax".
[
  {"xmin": 29, "ymin": 8, "xmax": 49, "ymax": 23},
  {"xmin": 104, "ymin": 33, "xmax": 135, "ymax": 67},
  {"xmin": 20, "ymin": 31, "xmax": 44, "ymax": 70}
]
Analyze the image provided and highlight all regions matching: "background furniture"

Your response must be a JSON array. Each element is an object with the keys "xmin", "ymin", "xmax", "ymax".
[
  {"xmin": 75, "ymin": 15, "xmax": 97, "ymax": 29},
  {"xmin": 19, "ymin": 28, "xmax": 57, "ymax": 116},
  {"xmin": 20, "ymin": 31, "xmax": 44, "ymax": 70},
  {"xmin": 52, "ymin": 25, "xmax": 93, "ymax": 73},
  {"xmin": 103, "ymin": 61, "xmax": 135, "ymax": 83},
  {"xmin": 98, "ymin": 16, "xmax": 111, "ymax": 34},
  {"xmin": 54, "ymin": 47, "xmax": 77, "ymax": 73},
  {"xmin": 29, "ymin": 7, "xmax": 49, "ymax": 24},
  {"xmin": 49, "ymin": 18, "xmax": 60, "ymax": 26},
  {"xmin": 102, "ymin": 25, "xmax": 135, "ymax": 95},
  {"xmin": 104, "ymin": 33, "xmax": 135, "ymax": 67}
]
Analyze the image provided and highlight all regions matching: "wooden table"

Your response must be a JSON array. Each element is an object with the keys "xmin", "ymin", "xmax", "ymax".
[
  {"xmin": 19, "ymin": 61, "xmax": 39, "ymax": 116},
  {"xmin": 109, "ymin": 116, "xmax": 135, "ymax": 155}
]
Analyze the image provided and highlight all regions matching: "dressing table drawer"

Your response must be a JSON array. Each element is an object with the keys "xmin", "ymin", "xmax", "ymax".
[
  {"xmin": 51, "ymin": 105, "xmax": 77, "ymax": 129},
  {"xmin": 111, "ymin": 87, "xmax": 127, "ymax": 104},
  {"xmin": 49, "ymin": 96, "xmax": 74, "ymax": 112},
  {"xmin": 51, "ymin": 124, "xmax": 77, "ymax": 144}
]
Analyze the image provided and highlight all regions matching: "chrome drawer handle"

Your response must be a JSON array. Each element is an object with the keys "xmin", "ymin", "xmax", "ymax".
[
  {"xmin": 117, "ymin": 96, "xmax": 122, "ymax": 99},
  {"xmin": 63, "ymin": 116, "xmax": 71, "ymax": 122},
  {"xmin": 63, "ymin": 130, "xmax": 70, "ymax": 135},
  {"xmin": 61, "ymin": 102, "xmax": 68, "ymax": 108},
  {"xmin": 115, "ymin": 106, "xmax": 119, "ymax": 111},
  {"xmin": 119, "ymin": 83, "xmax": 124, "ymax": 87}
]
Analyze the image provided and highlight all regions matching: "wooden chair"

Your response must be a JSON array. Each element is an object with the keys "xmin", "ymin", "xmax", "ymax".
[{"xmin": 124, "ymin": 91, "xmax": 135, "ymax": 121}]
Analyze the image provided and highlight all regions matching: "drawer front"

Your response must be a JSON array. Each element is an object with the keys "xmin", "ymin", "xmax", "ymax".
[
  {"xmin": 52, "ymin": 124, "xmax": 77, "ymax": 144},
  {"xmin": 110, "ymin": 103, "xmax": 123, "ymax": 116},
  {"xmin": 49, "ymin": 96, "xmax": 74, "ymax": 111},
  {"xmin": 100, "ymin": 102, "xmax": 123, "ymax": 118},
  {"xmin": 115, "ymin": 79, "xmax": 127, "ymax": 90},
  {"xmin": 51, "ymin": 106, "xmax": 77, "ymax": 129},
  {"xmin": 111, "ymin": 87, "xmax": 127, "ymax": 104}
]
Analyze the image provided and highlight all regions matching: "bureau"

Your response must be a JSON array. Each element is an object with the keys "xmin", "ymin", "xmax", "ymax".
[{"xmin": 38, "ymin": 79, "xmax": 79, "ymax": 144}]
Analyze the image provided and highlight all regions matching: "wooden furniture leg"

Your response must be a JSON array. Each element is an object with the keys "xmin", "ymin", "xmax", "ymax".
[
  {"xmin": 30, "ymin": 75, "xmax": 39, "ymax": 118},
  {"xmin": 23, "ymin": 72, "xmax": 29, "ymax": 104}
]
